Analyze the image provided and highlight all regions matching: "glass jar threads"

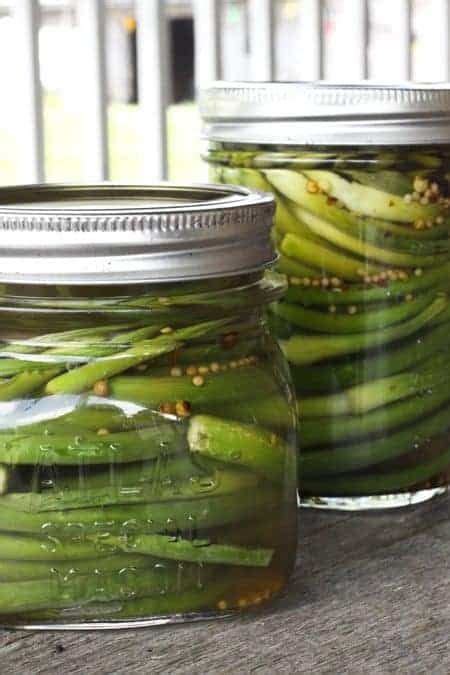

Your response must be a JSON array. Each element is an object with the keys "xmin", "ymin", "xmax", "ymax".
[
  {"xmin": 0, "ymin": 184, "xmax": 297, "ymax": 627},
  {"xmin": 202, "ymin": 82, "xmax": 450, "ymax": 510}
]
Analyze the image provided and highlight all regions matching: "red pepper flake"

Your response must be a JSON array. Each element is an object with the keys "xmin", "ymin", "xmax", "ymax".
[{"xmin": 222, "ymin": 332, "xmax": 239, "ymax": 350}]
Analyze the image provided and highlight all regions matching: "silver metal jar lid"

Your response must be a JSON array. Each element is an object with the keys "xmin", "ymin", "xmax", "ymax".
[
  {"xmin": 200, "ymin": 81, "xmax": 450, "ymax": 146},
  {"xmin": 0, "ymin": 183, "xmax": 275, "ymax": 285}
]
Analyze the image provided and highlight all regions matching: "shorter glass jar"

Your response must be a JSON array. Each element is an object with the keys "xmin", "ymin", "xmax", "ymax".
[{"xmin": 0, "ymin": 184, "xmax": 297, "ymax": 628}]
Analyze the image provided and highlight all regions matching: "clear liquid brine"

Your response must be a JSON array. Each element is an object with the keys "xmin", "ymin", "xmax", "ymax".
[
  {"xmin": 0, "ymin": 275, "xmax": 297, "ymax": 626},
  {"xmin": 206, "ymin": 144, "xmax": 450, "ymax": 507}
]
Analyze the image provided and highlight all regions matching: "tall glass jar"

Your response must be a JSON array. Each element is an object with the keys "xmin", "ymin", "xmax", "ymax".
[
  {"xmin": 0, "ymin": 184, "xmax": 297, "ymax": 628},
  {"xmin": 201, "ymin": 82, "xmax": 450, "ymax": 510}
]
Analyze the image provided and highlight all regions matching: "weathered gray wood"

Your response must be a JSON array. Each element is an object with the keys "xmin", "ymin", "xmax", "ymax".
[{"xmin": 1, "ymin": 494, "xmax": 449, "ymax": 674}]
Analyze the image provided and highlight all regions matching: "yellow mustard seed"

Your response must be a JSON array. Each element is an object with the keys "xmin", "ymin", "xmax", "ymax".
[
  {"xmin": 170, "ymin": 366, "xmax": 183, "ymax": 377},
  {"xmin": 413, "ymin": 176, "xmax": 428, "ymax": 193},
  {"xmin": 414, "ymin": 268, "xmax": 423, "ymax": 276},
  {"xmin": 348, "ymin": 305, "xmax": 357, "ymax": 315},
  {"xmin": 192, "ymin": 375, "xmax": 205, "ymax": 387},
  {"xmin": 210, "ymin": 362, "xmax": 220, "ymax": 373},
  {"xmin": 328, "ymin": 304, "xmax": 337, "ymax": 314},
  {"xmin": 217, "ymin": 600, "xmax": 228, "ymax": 611},
  {"xmin": 229, "ymin": 360, "xmax": 238, "ymax": 369},
  {"xmin": 420, "ymin": 196, "xmax": 429, "ymax": 206},
  {"xmin": 175, "ymin": 400, "xmax": 192, "ymax": 417},
  {"xmin": 97, "ymin": 428, "xmax": 110, "ymax": 437},
  {"xmin": 302, "ymin": 277, "xmax": 311, "ymax": 286},
  {"xmin": 436, "ymin": 215, "xmax": 444, "ymax": 225},
  {"xmin": 93, "ymin": 380, "xmax": 109, "ymax": 397},
  {"xmin": 405, "ymin": 293, "xmax": 414, "ymax": 302},
  {"xmin": 290, "ymin": 276, "xmax": 301, "ymax": 286},
  {"xmin": 330, "ymin": 277, "xmax": 341, "ymax": 287},
  {"xmin": 185, "ymin": 365, "xmax": 197, "ymax": 377},
  {"xmin": 306, "ymin": 179, "xmax": 319, "ymax": 194},
  {"xmin": 403, "ymin": 193, "xmax": 412, "ymax": 203},
  {"xmin": 160, "ymin": 326, "xmax": 173, "ymax": 334},
  {"xmin": 198, "ymin": 365, "xmax": 210, "ymax": 375}
]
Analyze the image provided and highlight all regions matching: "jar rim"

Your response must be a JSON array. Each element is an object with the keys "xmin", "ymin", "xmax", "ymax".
[
  {"xmin": 0, "ymin": 182, "xmax": 276, "ymax": 286},
  {"xmin": 200, "ymin": 81, "xmax": 450, "ymax": 146}
]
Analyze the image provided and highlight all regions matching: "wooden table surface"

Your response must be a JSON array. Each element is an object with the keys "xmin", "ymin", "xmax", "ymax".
[{"xmin": 1, "ymin": 493, "xmax": 449, "ymax": 675}]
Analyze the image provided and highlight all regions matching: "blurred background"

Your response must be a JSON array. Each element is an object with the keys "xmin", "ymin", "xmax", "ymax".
[{"xmin": 1, "ymin": 0, "xmax": 449, "ymax": 185}]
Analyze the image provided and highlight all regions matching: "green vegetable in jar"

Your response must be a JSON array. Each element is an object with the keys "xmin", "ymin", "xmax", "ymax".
[
  {"xmin": 0, "ymin": 273, "xmax": 297, "ymax": 625},
  {"xmin": 206, "ymin": 144, "xmax": 450, "ymax": 506}
]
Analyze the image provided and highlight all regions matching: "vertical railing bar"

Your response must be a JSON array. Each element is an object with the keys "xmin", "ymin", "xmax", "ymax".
[
  {"xmin": 399, "ymin": 0, "xmax": 413, "ymax": 80},
  {"xmin": 78, "ymin": 0, "xmax": 109, "ymax": 181},
  {"xmin": 249, "ymin": 0, "xmax": 275, "ymax": 80},
  {"xmin": 349, "ymin": 0, "xmax": 370, "ymax": 80},
  {"xmin": 442, "ymin": 0, "xmax": 450, "ymax": 80},
  {"xmin": 316, "ymin": 0, "xmax": 325, "ymax": 80},
  {"xmin": 193, "ymin": 0, "xmax": 222, "ymax": 92},
  {"xmin": 361, "ymin": 0, "xmax": 370, "ymax": 79},
  {"xmin": 301, "ymin": 0, "xmax": 324, "ymax": 81},
  {"xmin": 13, "ymin": 0, "xmax": 45, "ymax": 183},
  {"xmin": 136, "ymin": 0, "xmax": 171, "ymax": 181}
]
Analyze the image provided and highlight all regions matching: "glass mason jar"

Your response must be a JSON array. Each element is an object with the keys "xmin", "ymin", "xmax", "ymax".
[
  {"xmin": 201, "ymin": 82, "xmax": 450, "ymax": 510},
  {"xmin": 0, "ymin": 184, "xmax": 297, "ymax": 628}
]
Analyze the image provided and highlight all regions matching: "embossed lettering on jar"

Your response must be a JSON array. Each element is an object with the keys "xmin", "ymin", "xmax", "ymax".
[
  {"xmin": 0, "ymin": 184, "xmax": 297, "ymax": 628},
  {"xmin": 201, "ymin": 82, "xmax": 450, "ymax": 510}
]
